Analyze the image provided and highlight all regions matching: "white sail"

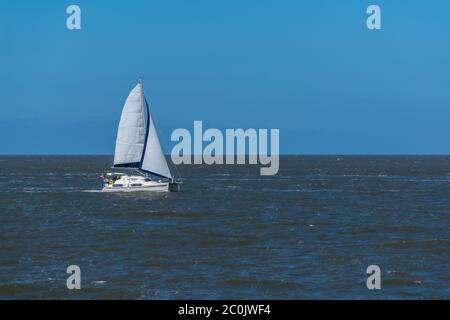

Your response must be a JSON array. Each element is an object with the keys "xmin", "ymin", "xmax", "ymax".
[
  {"xmin": 113, "ymin": 83, "xmax": 146, "ymax": 167},
  {"xmin": 140, "ymin": 101, "xmax": 172, "ymax": 179}
]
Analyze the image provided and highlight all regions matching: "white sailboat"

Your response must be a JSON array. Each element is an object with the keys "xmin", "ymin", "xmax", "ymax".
[{"xmin": 101, "ymin": 80, "xmax": 180, "ymax": 192}]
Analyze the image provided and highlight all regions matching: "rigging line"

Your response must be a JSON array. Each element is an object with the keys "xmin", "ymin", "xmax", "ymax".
[
  {"xmin": 139, "ymin": 93, "xmax": 150, "ymax": 166},
  {"xmin": 138, "ymin": 168, "xmax": 171, "ymax": 180}
]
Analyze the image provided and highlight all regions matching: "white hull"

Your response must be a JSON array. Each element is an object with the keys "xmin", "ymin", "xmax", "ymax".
[
  {"xmin": 101, "ymin": 174, "xmax": 170, "ymax": 192},
  {"xmin": 102, "ymin": 183, "xmax": 169, "ymax": 192}
]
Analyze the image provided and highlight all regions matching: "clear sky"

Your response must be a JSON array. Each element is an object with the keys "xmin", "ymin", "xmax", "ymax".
[{"xmin": 0, "ymin": 0, "xmax": 449, "ymax": 154}]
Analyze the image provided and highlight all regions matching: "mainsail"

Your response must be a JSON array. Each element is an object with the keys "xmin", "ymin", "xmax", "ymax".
[
  {"xmin": 113, "ymin": 82, "xmax": 172, "ymax": 180},
  {"xmin": 113, "ymin": 83, "xmax": 145, "ymax": 167}
]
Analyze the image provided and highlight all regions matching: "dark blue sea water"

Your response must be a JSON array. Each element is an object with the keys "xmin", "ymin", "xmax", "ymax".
[{"xmin": 0, "ymin": 156, "xmax": 449, "ymax": 299}]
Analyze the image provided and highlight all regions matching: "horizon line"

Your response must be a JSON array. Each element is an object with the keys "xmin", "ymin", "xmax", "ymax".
[{"xmin": 0, "ymin": 153, "xmax": 449, "ymax": 157}]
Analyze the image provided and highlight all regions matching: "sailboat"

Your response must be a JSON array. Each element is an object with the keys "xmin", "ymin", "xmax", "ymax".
[{"xmin": 101, "ymin": 80, "xmax": 180, "ymax": 192}]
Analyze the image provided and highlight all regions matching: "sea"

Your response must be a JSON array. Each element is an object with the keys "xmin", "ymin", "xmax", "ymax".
[{"xmin": 0, "ymin": 155, "xmax": 449, "ymax": 299}]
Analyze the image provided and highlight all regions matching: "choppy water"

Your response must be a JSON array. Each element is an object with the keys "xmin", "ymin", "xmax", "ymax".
[{"xmin": 0, "ymin": 156, "xmax": 449, "ymax": 299}]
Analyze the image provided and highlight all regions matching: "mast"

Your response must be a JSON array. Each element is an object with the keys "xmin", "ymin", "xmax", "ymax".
[
  {"xmin": 138, "ymin": 78, "xmax": 150, "ymax": 171},
  {"xmin": 138, "ymin": 78, "xmax": 144, "ymax": 107}
]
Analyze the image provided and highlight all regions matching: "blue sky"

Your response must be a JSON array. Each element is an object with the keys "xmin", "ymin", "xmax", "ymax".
[{"xmin": 0, "ymin": 0, "xmax": 449, "ymax": 154}]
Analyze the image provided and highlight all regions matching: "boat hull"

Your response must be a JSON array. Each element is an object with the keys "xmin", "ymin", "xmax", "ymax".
[{"xmin": 102, "ymin": 182, "xmax": 169, "ymax": 192}]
